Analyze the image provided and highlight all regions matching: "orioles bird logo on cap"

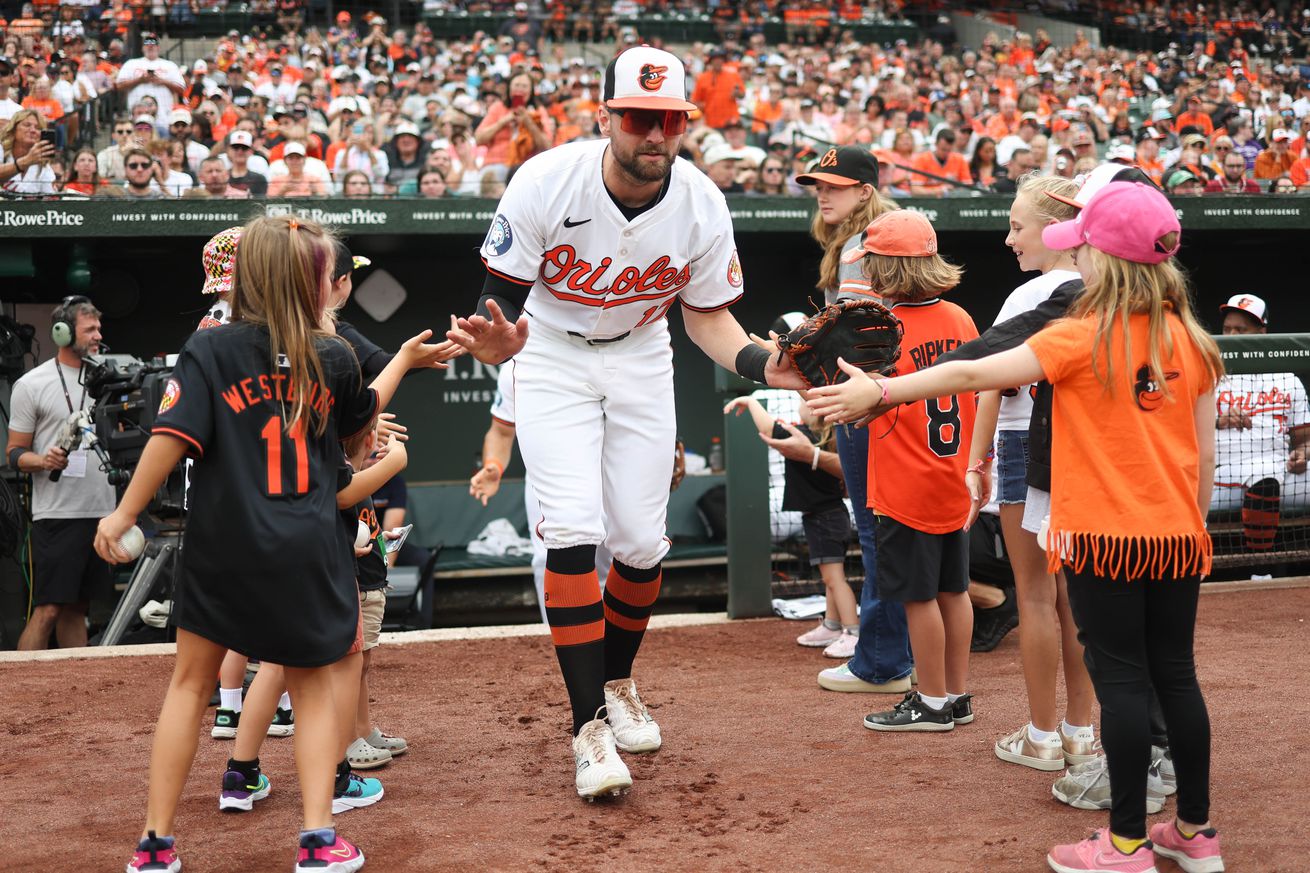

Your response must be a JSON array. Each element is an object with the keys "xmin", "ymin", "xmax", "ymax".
[
  {"xmin": 638, "ymin": 64, "xmax": 668, "ymax": 92},
  {"xmin": 819, "ymin": 148, "xmax": 839, "ymax": 168}
]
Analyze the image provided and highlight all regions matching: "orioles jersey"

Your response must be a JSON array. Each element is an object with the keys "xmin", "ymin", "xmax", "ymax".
[
  {"xmin": 479, "ymin": 139, "xmax": 744, "ymax": 340},
  {"xmin": 154, "ymin": 323, "xmax": 378, "ymax": 667},
  {"xmin": 868, "ymin": 299, "xmax": 979, "ymax": 534},
  {"xmin": 1214, "ymin": 371, "xmax": 1310, "ymax": 490}
]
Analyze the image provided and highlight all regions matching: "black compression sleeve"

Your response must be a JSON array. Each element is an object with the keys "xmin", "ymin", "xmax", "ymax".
[
  {"xmin": 479, "ymin": 272, "xmax": 531, "ymax": 322},
  {"xmin": 735, "ymin": 343, "xmax": 770, "ymax": 384}
]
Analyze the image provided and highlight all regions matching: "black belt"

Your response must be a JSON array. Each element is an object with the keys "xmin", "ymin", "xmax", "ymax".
[{"xmin": 567, "ymin": 331, "xmax": 631, "ymax": 346}]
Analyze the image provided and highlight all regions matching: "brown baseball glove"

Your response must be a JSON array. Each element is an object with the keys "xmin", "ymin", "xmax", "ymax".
[{"xmin": 775, "ymin": 298, "xmax": 903, "ymax": 387}]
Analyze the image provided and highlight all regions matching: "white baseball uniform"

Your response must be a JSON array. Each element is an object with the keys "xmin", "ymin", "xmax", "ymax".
[
  {"xmin": 480, "ymin": 139, "xmax": 743, "ymax": 568},
  {"xmin": 1211, "ymin": 371, "xmax": 1310, "ymax": 512},
  {"xmin": 490, "ymin": 360, "xmax": 611, "ymax": 622}
]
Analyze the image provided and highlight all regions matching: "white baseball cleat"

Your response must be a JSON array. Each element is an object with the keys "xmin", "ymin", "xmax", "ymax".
[
  {"xmin": 573, "ymin": 717, "xmax": 632, "ymax": 800},
  {"xmin": 604, "ymin": 678, "xmax": 662, "ymax": 753}
]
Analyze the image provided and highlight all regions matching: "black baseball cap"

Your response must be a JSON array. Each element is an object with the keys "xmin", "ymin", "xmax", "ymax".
[
  {"xmin": 0, "ymin": 58, "xmax": 12, "ymax": 75},
  {"xmin": 795, "ymin": 145, "xmax": 880, "ymax": 188}
]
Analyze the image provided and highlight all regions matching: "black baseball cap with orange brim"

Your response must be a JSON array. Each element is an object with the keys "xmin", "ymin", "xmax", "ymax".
[{"xmin": 795, "ymin": 145, "xmax": 880, "ymax": 187}]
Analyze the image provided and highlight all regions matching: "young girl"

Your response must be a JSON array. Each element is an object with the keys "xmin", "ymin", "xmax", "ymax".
[
  {"xmin": 793, "ymin": 145, "xmax": 913, "ymax": 694},
  {"xmin": 724, "ymin": 393, "xmax": 856, "ymax": 658},
  {"xmin": 97, "ymin": 216, "xmax": 447, "ymax": 873},
  {"xmin": 971, "ymin": 174, "xmax": 1097, "ymax": 773},
  {"xmin": 810, "ymin": 181, "xmax": 1224, "ymax": 873},
  {"xmin": 836, "ymin": 209, "xmax": 979, "ymax": 733}
]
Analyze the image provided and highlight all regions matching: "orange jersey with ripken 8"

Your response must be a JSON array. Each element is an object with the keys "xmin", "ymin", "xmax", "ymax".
[{"xmin": 868, "ymin": 299, "xmax": 980, "ymax": 534}]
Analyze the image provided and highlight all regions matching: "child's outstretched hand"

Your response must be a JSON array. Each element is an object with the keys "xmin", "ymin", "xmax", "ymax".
[
  {"xmin": 723, "ymin": 396, "xmax": 753, "ymax": 416},
  {"xmin": 397, "ymin": 329, "xmax": 463, "ymax": 370},
  {"xmin": 806, "ymin": 358, "xmax": 886, "ymax": 425},
  {"xmin": 377, "ymin": 412, "xmax": 408, "ymax": 443},
  {"xmin": 354, "ymin": 542, "xmax": 374, "ymax": 558}
]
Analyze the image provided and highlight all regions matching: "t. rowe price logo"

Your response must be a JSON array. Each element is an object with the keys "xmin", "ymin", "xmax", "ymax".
[
  {"xmin": 538, "ymin": 244, "xmax": 690, "ymax": 307},
  {"xmin": 265, "ymin": 204, "xmax": 387, "ymax": 226},
  {"xmin": 2, "ymin": 210, "xmax": 85, "ymax": 227}
]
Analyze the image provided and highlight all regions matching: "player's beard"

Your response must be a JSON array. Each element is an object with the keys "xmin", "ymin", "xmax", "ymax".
[{"xmin": 612, "ymin": 140, "xmax": 675, "ymax": 185}]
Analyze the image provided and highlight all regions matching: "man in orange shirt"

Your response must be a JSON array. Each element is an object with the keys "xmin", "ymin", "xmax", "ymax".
[
  {"xmin": 1254, "ymin": 129, "xmax": 1296, "ymax": 180},
  {"xmin": 910, "ymin": 128, "xmax": 972, "ymax": 197},
  {"xmin": 690, "ymin": 49, "xmax": 744, "ymax": 130},
  {"xmin": 1288, "ymin": 139, "xmax": 1310, "ymax": 188},
  {"xmin": 1176, "ymin": 92, "xmax": 1214, "ymax": 137}
]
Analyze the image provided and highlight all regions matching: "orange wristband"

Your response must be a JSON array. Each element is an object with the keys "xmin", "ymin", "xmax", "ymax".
[{"xmin": 484, "ymin": 458, "xmax": 503, "ymax": 476}]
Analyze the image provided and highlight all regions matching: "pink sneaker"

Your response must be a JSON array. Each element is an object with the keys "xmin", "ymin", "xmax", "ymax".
[
  {"xmin": 1047, "ymin": 829, "xmax": 1158, "ymax": 873},
  {"xmin": 796, "ymin": 623, "xmax": 842, "ymax": 648},
  {"xmin": 295, "ymin": 828, "xmax": 365, "ymax": 873},
  {"xmin": 126, "ymin": 831, "xmax": 180, "ymax": 873},
  {"xmin": 1149, "ymin": 822, "xmax": 1224, "ymax": 873},
  {"xmin": 822, "ymin": 630, "xmax": 859, "ymax": 659}
]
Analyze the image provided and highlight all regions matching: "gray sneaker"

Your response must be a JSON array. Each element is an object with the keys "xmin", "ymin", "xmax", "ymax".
[{"xmin": 1051, "ymin": 755, "xmax": 1168, "ymax": 813}]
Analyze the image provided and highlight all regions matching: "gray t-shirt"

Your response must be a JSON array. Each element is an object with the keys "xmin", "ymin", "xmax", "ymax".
[
  {"xmin": 827, "ymin": 233, "xmax": 875, "ymax": 304},
  {"xmin": 9, "ymin": 358, "xmax": 116, "ymax": 521}
]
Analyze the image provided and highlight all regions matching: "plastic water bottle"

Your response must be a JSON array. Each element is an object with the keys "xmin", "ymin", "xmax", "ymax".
[{"xmin": 708, "ymin": 436, "xmax": 724, "ymax": 473}]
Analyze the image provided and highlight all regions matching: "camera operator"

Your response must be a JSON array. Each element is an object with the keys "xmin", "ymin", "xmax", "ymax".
[{"xmin": 6, "ymin": 297, "xmax": 115, "ymax": 650}]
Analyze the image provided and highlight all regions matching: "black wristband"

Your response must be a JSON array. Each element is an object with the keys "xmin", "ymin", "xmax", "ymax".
[
  {"xmin": 8, "ymin": 447, "xmax": 26, "ymax": 469},
  {"xmin": 735, "ymin": 343, "xmax": 770, "ymax": 384}
]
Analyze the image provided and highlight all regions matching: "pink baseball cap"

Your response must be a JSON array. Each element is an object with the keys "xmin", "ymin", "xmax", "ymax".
[{"xmin": 1042, "ymin": 181, "xmax": 1181, "ymax": 265}]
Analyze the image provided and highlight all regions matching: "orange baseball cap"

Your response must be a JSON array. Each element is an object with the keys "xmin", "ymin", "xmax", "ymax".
[{"xmin": 841, "ymin": 211, "xmax": 939, "ymax": 263}]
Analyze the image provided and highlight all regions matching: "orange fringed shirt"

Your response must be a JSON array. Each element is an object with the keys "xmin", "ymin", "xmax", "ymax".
[{"xmin": 1026, "ymin": 313, "xmax": 1213, "ymax": 581}]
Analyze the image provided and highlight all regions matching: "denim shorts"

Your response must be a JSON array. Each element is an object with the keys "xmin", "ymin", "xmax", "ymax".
[
  {"xmin": 802, "ymin": 505, "xmax": 851, "ymax": 565},
  {"xmin": 996, "ymin": 430, "xmax": 1031, "ymax": 505}
]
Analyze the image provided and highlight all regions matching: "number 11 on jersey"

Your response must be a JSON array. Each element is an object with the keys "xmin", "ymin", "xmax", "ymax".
[{"xmin": 260, "ymin": 415, "xmax": 309, "ymax": 496}]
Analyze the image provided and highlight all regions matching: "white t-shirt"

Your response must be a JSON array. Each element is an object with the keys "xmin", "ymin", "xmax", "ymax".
[
  {"xmin": 0, "ymin": 97, "xmax": 22, "ymax": 122},
  {"xmin": 116, "ymin": 56, "xmax": 185, "ymax": 118},
  {"xmin": 994, "ymin": 269, "xmax": 1079, "ymax": 431},
  {"xmin": 479, "ymin": 139, "xmax": 744, "ymax": 339},
  {"xmin": 219, "ymin": 152, "xmax": 270, "ymax": 176},
  {"xmin": 0, "ymin": 141, "xmax": 57, "ymax": 195}
]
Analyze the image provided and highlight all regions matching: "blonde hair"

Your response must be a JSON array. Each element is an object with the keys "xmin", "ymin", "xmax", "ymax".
[
  {"xmin": 1014, "ymin": 173, "xmax": 1079, "ymax": 224},
  {"xmin": 230, "ymin": 216, "xmax": 341, "ymax": 436},
  {"xmin": 0, "ymin": 109, "xmax": 46, "ymax": 156},
  {"xmin": 863, "ymin": 252, "xmax": 963, "ymax": 302},
  {"xmin": 1073, "ymin": 246, "xmax": 1223, "ymax": 400},
  {"xmin": 810, "ymin": 187, "xmax": 898, "ymax": 295}
]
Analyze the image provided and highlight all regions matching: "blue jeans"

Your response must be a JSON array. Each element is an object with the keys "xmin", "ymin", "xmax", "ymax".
[{"xmin": 835, "ymin": 424, "xmax": 913, "ymax": 683}]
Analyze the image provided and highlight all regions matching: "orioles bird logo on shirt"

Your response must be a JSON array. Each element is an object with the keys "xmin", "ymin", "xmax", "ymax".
[
  {"xmin": 638, "ymin": 64, "xmax": 668, "ymax": 92},
  {"xmin": 1133, "ymin": 364, "xmax": 1180, "ymax": 411},
  {"xmin": 819, "ymin": 148, "xmax": 839, "ymax": 168},
  {"xmin": 158, "ymin": 378, "xmax": 181, "ymax": 414}
]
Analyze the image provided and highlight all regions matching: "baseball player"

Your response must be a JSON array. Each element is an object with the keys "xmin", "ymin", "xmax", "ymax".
[
  {"xmin": 1211, "ymin": 294, "xmax": 1310, "ymax": 558},
  {"xmin": 471, "ymin": 358, "xmax": 611, "ymax": 624},
  {"xmin": 448, "ymin": 45, "xmax": 804, "ymax": 800}
]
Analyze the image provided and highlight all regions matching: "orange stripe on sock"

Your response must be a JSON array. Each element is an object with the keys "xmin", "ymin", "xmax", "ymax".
[
  {"xmin": 604, "ymin": 565, "xmax": 662, "ymax": 609},
  {"xmin": 544, "ymin": 570, "xmax": 601, "ymax": 609},
  {"xmin": 603, "ymin": 603, "xmax": 650, "ymax": 632},
  {"xmin": 549, "ymin": 619, "xmax": 605, "ymax": 647}
]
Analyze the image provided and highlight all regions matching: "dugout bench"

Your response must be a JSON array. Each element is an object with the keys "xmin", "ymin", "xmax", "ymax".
[{"xmin": 393, "ymin": 475, "xmax": 729, "ymax": 628}]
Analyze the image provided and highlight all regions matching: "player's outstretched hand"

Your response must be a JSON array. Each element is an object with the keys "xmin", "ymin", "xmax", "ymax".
[
  {"xmin": 469, "ymin": 463, "xmax": 503, "ymax": 506},
  {"xmin": 94, "ymin": 510, "xmax": 137, "ymax": 565},
  {"xmin": 756, "ymin": 334, "xmax": 808, "ymax": 391},
  {"xmin": 448, "ymin": 299, "xmax": 529, "ymax": 365},
  {"xmin": 964, "ymin": 463, "xmax": 992, "ymax": 531},
  {"xmin": 806, "ymin": 358, "xmax": 885, "ymax": 424}
]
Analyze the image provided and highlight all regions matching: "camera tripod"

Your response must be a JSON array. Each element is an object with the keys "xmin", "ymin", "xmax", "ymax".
[{"xmin": 99, "ymin": 529, "xmax": 182, "ymax": 647}]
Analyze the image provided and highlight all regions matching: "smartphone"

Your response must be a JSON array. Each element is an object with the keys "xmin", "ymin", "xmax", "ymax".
[
  {"xmin": 351, "ymin": 121, "xmax": 366, "ymax": 135},
  {"xmin": 40, "ymin": 129, "xmax": 57, "ymax": 147},
  {"xmin": 385, "ymin": 524, "xmax": 413, "ymax": 556},
  {"xmin": 510, "ymin": 93, "xmax": 526, "ymax": 109}
]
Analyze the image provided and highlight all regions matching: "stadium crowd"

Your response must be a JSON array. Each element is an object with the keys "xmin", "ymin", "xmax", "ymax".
[{"xmin": 5, "ymin": 2, "xmax": 1310, "ymax": 198}]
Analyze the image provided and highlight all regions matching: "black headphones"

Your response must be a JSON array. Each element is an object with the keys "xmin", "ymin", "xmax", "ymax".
[{"xmin": 51, "ymin": 295, "xmax": 91, "ymax": 349}]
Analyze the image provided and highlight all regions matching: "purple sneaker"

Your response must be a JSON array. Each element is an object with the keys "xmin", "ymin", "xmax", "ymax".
[{"xmin": 219, "ymin": 769, "xmax": 272, "ymax": 812}]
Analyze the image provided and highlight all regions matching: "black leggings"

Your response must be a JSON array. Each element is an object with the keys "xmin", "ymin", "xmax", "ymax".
[{"xmin": 1064, "ymin": 568, "xmax": 1211, "ymax": 838}]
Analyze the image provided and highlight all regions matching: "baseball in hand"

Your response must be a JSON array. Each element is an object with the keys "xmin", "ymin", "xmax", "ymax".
[
  {"xmin": 355, "ymin": 520, "xmax": 371, "ymax": 549},
  {"xmin": 120, "ymin": 525, "xmax": 146, "ymax": 560}
]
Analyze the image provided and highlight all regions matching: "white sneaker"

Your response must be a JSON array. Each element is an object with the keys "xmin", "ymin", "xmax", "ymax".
[
  {"xmin": 572, "ymin": 718, "xmax": 632, "ymax": 800},
  {"xmin": 821, "ymin": 630, "xmax": 859, "ymax": 659},
  {"xmin": 1051, "ymin": 755, "xmax": 1167, "ymax": 814},
  {"xmin": 603, "ymin": 678, "xmax": 662, "ymax": 753}
]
